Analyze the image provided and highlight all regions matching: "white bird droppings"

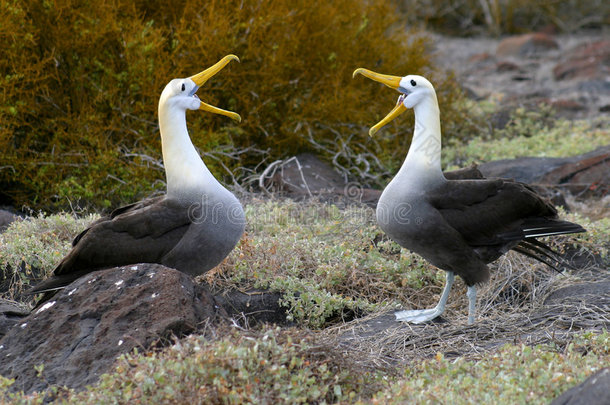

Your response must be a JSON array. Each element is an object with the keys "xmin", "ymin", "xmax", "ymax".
[
  {"xmin": 88, "ymin": 277, "xmax": 98, "ymax": 284},
  {"xmin": 151, "ymin": 293, "xmax": 159, "ymax": 299},
  {"xmin": 68, "ymin": 288, "xmax": 77, "ymax": 296},
  {"xmin": 130, "ymin": 265, "xmax": 138, "ymax": 270},
  {"xmin": 20, "ymin": 323, "xmax": 27, "ymax": 329},
  {"xmin": 115, "ymin": 280, "xmax": 124, "ymax": 287},
  {"xmin": 35, "ymin": 301, "xmax": 56, "ymax": 314},
  {"xmin": 147, "ymin": 272, "xmax": 156, "ymax": 278},
  {"xmin": 118, "ymin": 340, "xmax": 123, "ymax": 346}
]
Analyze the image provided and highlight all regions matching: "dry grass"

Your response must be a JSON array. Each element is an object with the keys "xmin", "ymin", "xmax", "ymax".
[{"xmin": 321, "ymin": 250, "xmax": 609, "ymax": 368}]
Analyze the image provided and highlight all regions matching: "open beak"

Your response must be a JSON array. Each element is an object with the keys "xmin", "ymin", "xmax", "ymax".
[
  {"xmin": 190, "ymin": 55, "xmax": 242, "ymax": 122},
  {"xmin": 353, "ymin": 68, "xmax": 406, "ymax": 136}
]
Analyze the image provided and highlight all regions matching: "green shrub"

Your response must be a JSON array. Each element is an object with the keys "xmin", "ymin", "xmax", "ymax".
[
  {"xmin": 1, "ymin": 0, "xmax": 464, "ymax": 211},
  {"xmin": 369, "ymin": 331, "xmax": 609, "ymax": 405}
]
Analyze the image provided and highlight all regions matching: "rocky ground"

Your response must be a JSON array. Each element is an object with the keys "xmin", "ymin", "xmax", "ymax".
[{"xmin": 432, "ymin": 31, "xmax": 609, "ymax": 120}]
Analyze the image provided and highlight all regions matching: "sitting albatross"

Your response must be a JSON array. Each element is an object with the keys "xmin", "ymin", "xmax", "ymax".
[
  {"xmin": 353, "ymin": 68, "xmax": 585, "ymax": 324},
  {"xmin": 30, "ymin": 55, "xmax": 245, "ymax": 298}
]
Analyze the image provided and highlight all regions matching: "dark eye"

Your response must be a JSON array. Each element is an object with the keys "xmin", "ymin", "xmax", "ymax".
[
  {"xmin": 410, "ymin": 79, "xmax": 417, "ymax": 86},
  {"xmin": 181, "ymin": 83, "xmax": 186, "ymax": 91}
]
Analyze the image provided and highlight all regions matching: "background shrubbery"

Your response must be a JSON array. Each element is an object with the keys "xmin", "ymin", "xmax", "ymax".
[
  {"xmin": 2, "ymin": 0, "xmax": 605, "ymax": 211},
  {"xmin": 1, "ymin": 0, "xmax": 464, "ymax": 211}
]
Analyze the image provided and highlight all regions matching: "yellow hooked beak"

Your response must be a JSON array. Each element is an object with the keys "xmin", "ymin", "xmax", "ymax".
[
  {"xmin": 190, "ymin": 55, "xmax": 241, "ymax": 122},
  {"xmin": 353, "ymin": 68, "xmax": 406, "ymax": 136}
]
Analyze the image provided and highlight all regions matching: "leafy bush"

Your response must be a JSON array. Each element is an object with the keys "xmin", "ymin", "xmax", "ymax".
[
  {"xmin": 1, "ymin": 328, "xmax": 607, "ymax": 403},
  {"xmin": 370, "ymin": 331, "xmax": 609, "ymax": 405},
  {"xmin": 1, "ymin": 0, "xmax": 465, "ymax": 211}
]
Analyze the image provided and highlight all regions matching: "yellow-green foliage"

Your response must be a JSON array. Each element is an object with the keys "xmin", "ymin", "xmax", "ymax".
[
  {"xmin": 1, "ymin": 327, "xmax": 385, "ymax": 404},
  {"xmin": 0, "ymin": 212, "xmax": 98, "ymax": 300},
  {"xmin": 1, "ymin": 329, "xmax": 607, "ymax": 403},
  {"xmin": 214, "ymin": 199, "xmax": 442, "ymax": 328},
  {"xmin": 0, "ymin": 0, "xmax": 463, "ymax": 210},
  {"xmin": 442, "ymin": 103, "xmax": 610, "ymax": 168},
  {"xmin": 370, "ymin": 331, "xmax": 609, "ymax": 405}
]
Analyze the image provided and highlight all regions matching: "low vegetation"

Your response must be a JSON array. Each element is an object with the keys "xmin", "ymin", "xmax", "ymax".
[
  {"xmin": 443, "ymin": 102, "xmax": 610, "ymax": 168},
  {"xmin": 371, "ymin": 331, "xmax": 609, "ymax": 404},
  {"xmin": 1, "ymin": 181, "xmax": 608, "ymax": 402}
]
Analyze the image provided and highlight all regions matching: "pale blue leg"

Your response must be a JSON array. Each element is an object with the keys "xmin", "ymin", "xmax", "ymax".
[
  {"xmin": 395, "ymin": 272, "xmax": 455, "ymax": 324},
  {"xmin": 467, "ymin": 285, "xmax": 477, "ymax": 325}
]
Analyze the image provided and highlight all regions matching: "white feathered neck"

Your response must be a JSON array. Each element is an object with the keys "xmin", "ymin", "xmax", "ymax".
[
  {"xmin": 158, "ymin": 97, "xmax": 221, "ymax": 200},
  {"xmin": 396, "ymin": 89, "xmax": 445, "ymax": 187}
]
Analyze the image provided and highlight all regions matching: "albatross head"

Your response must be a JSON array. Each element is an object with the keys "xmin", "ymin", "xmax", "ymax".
[
  {"xmin": 353, "ymin": 68, "xmax": 436, "ymax": 136},
  {"xmin": 158, "ymin": 54, "xmax": 241, "ymax": 122}
]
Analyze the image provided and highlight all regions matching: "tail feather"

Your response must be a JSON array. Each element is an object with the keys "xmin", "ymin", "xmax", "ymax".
[
  {"xmin": 498, "ymin": 219, "xmax": 585, "ymax": 241},
  {"xmin": 27, "ymin": 268, "xmax": 93, "ymax": 295},
  {"xmin": 512, "ymin": 239, "xmax": 576, "ymax": 272}
]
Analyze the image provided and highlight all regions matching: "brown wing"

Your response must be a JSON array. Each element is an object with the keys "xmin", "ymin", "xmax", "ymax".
[
  {"xmin": 431, "ymin": 179, "xmax": 557, "ymax": 247},
  {"xmin": 55, "ymin": 196, "xmax": 192, "ymax": 275},
  {"xmin": 29, "ymin": 197, "xmax": 193, "ymax": 294},
  {"xmin": 70, "ymin": 197, "xmax": 164, "ymax": 247}
]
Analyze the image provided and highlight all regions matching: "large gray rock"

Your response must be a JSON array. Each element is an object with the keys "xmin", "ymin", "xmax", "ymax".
[
  {"xmin": 544, "ymin": 282, "xmax": 610, "ymax": 306},
  {"xmin": 0, "ymin": 264, "xmax": 226, "ymax": 394},
  {"xmin": 496, "ymin": 33, "xmax": 559, "ymax": 58},
  {"xmin": 553, "ymin": 40, "xmax": 610, "ymax": 81},
  {"xmin": 0, "ymin": 299, "xmax": 29, "ymax": 339},
  {"xmin": 551, "ymin": 368, "xmax": 610, "ymax": 405},
  {"xmin": 478, "ymin": 145, "xmax": 609, "ymax": 196},
  {"xmin": 0, "ymin": 209, "xmax": 19, "ymax": 233}
]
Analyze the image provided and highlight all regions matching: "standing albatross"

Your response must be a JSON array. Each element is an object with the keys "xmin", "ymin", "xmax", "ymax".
[
  {"xmin": 30, "ymin": 55, "xmax": 245, "ymax": 297},
  {"xmin": 353, "ymin": 68, "xmax": 585, "ymax": 324}
]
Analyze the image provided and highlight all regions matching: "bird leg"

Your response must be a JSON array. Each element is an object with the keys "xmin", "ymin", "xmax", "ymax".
[
  {"xmin": 467, "ymin": 285, "xmax": 477, "ymax": 325},
  {"xmin": 395, "ymin": 271, "xmax": 455, "ymax": 323}
]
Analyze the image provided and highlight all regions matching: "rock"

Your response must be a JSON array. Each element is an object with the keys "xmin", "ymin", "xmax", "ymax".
[
  {"xmin": 495, "ymin": 61, "xmax": 521, "ymax": 72},
  {"xmin": 260, "ymin": 153, "xmax": 381, "ymax": 206},
  {"xmin": 262, "ymin": 153, "xmax": 346, "ymax": 196},
  {"xmin": 0, "ymin": 264, "xmax": 226, "ymax": 394},
  {"xmin": 479, "ymin": 145, "xmax": 609, "ymax": 196},
  {"xmin": 549, "ymin": 99, "xmax": 587, "ymax": 113},
  {"xmin": 468, "ymin": 52, "xmax": 495, "ymax": 65},
  {"xmin": 544, "ymin": 282, "xmax": 610, "ymax": 306},
  {"xmin": 540, "ymin": 148, "xmax": 610, "ymax": 196},
  {"xmin": 0, "ymin": 209, "xmax": 19, "ymax": 233},
  {"xmin": 553, "ymin": 40, "xmax": 610, "ymax": 81},
  {"xmin": 496, "ymin": 33, "xmax": 558, "ymax": 58},
  {"xmin": 214, "ymin": 288, "xmax": 288, "ymax": 326},
  {"xmin": 550, "ymin": 368, "xmax": 610, "ymax": 405},
  {"xmin": 0, "ymin": 299, "xmax": 29, "ymax": 339}
]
